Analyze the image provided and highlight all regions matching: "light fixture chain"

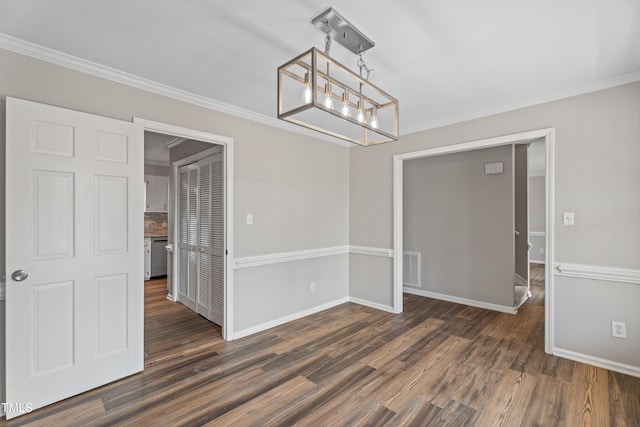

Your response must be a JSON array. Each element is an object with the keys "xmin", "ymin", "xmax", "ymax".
[
  {"xmin": 324, "ymin": 21, "xmax": 332, "ymax": 56},
  {"xmin": 357, "ymin": 46, "xmax": 374, "ymax": 81}
]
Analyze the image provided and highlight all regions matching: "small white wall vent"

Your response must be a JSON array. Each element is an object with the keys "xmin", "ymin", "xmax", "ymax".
[
  {"xmin": 403, "ymin": 251, "xmax": 421, "ymax": 288},
  {"xmin": 485, "ymin": 162, "xmax": 504, "ymax": 174}
]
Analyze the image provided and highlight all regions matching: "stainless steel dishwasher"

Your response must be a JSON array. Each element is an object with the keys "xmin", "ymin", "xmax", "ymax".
[{"xmin": 150, "ymin": 237, "xmax": 168, "ymax": 277}]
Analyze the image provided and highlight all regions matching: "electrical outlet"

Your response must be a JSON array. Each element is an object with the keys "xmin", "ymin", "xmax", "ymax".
[
  {"xmin": 611, "ymin": 321, "xmax": 627, "ymax": 339},
  {"xmin": 310, "ymin": 282, "xmax": 316, "ymax": 293},
  {"xmin": 539, "ymin": 247, "xmax": 544, "ymax": 254}
]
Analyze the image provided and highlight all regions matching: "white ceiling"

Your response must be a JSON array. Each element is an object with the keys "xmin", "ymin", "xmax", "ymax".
[
  {"xmin": 143, "ymin": 132, "xmax": 173, "ymax": 165},
  {"xmin": 1, "ymin": 1, "xmax": 639, "ymax": 142}
]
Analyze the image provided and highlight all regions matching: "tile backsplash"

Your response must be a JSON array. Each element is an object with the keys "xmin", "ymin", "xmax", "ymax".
[{"xmin": 145, "ymin": 212, "xmax": 168, "ymax": 236}]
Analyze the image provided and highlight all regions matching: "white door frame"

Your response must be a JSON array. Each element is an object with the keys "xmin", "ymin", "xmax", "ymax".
[
  {"xmin": 393, "ymin": 128, "xmax": 555, "ymax": 353},
  {"xmin": 133, "ymin": 118, "xmax": 234, "ymax": 340}
]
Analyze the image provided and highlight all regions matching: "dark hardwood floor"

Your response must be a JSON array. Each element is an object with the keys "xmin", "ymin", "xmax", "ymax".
[{"xmin": 4, "ymin": 264, "xmax": 640, "ymax": 426}]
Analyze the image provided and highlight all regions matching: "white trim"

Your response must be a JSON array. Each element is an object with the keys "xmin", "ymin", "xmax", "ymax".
[
  {"xmin": 233, "ymin": 245, "xmax": 394, "ymax": 269},
  {"xmin": 400, "ymin": 70, "xmax": 640, "ymax": 137},
  {"xmin": 233, "ymin": 297, "xmax": 349, "ymax": 339},
  {"xmin": 394, "ymin": 127, "xmax": 555, "ymax": 352},
  {"xmin": 165, "ymin": 137, "xmax": 188, "ymax": 148},
  {"xmin": 403, "ymin": 287, "xmax": 518, "ymax": 315},
  {"xmin": 395, "ymin": 129, "xmax": 552, "ymax": 162},
  {"xmin": 553, "ymin": 347, "xmax": 640, "ymax": 379},
  {"xmin": 349, "ymin": 245, "xmax": 394, "ymax": 258},
  {"xmin": 134, "ymin": 118, "xmax": 235, "ymax": 341},
  {"xmin": 530, "ymin": 260, "xmax": 546, "ymax": 265},
  {"xmin": 172, "ymin": 146, "xmax": 221, "ymax": 168},
  {"xmin": 144, "ymin": 159, "xmax": 170, "ymax": 167},
  {"xmin": 166, "ymin": 293, "xmax": 176, "ymax": 302},
  {"xmin": 514, "ymin": 273, "xmax": 528, "ymax": 287},
  {"xmin": 545, "ymin": 129, "xmax": 556, "ymax": 353},
  {"xmin": 555, "ymin": 263, "xmax": 640, "ymax": 285},
  {"xmin": 0, "ymin": 34, "xmax": 349, "ymax": 147},
  {"xmin": 4, "ymin": 34, "xmax": 639, "ymax": 149},
  {"xmin": 135, "ymin": 118, "xmax": 233, "ymax": 145},
  {"xmin": 0, "ymin": 281, "xmax": 5, "ymax": 301},
  {"xmin": 348, "ymin": 297, "xmax": 394, "ymax": 313},
  {"xmin": 234, "ymin": 246, "xmax": 349, "ymax": 269},
  {"xmin": 529, "ymin": 231, "xmax": 545, "ymax": 237}
]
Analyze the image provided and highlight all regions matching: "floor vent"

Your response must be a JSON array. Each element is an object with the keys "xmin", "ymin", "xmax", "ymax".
[{"xmin": 403, "ymin": 251, "xmax": 421, "ymax": 288}]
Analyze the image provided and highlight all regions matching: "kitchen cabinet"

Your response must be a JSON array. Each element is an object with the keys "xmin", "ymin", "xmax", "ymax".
[{"xmin": 144, "ymin": 175, "xmax": 168, "ymax": 212}]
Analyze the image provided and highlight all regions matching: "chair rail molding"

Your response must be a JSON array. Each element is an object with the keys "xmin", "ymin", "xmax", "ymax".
[
  {"xmin": 555, "ymin": 263, "xmax": 640, "ymax": 285},
  {"xmin": 234, "ymin": 245, "xmax": 394, "ymax": 269},
  {"xmin": 349, "ymin": 245, "xmax": 394, "ymax": 258}
]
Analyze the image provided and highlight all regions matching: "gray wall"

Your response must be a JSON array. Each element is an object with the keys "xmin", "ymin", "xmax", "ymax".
[
  {"xmin": 144, "ymin": 164, "xmax": 170, "ymax": 177},
  {"xmin": 514, "ymin": 144, "xmax": 528, "ymax": 279},
  {"xmin": 0, "ymin": 49, "xmax": 349, "ymax": 357},
  {"xmin": 403, "ymin": 145, "xmax": 514, "ymax": 308},
  {"xmin": 350, "ymin": 80, "xmax": 640, "ymax": 369},
  {"xmin": 529, "ymin": 175, "xmax": 546, "ymax": 263}
]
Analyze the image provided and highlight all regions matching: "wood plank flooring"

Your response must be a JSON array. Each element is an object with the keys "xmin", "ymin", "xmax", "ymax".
[{"xmin": 4, "ymin": 264, "xmax": 640, "ymax": 426}]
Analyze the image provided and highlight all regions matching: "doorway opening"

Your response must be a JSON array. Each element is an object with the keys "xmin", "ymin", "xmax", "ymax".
[
  {"xmin": 137, "ymin": 118, "xmax": 234, "ymax": 341},
  {"xmin": 393, "ymin": 128, "xmax": 555, "ymax": 353}
]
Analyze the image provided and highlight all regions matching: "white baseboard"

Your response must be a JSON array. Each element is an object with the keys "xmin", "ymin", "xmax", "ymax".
[
  {"xmin": 530, "ymin": 260, "xmax": 546, "ymax": 265},
  {"xmin": 349, "ymin": 297, "xmax": 394, "ymax": 313},
  {"xmin": 404, "ymin": 287, "xmax": 517, "ymax": 314},
  {"xmin": 166, "ymin": 293, "xmax": 176, "ymax": 302},
  {"xmin": 233, "ymin": 297, "xmax": 349, "ymax": 340},
  {"xmin": 553, "ymin": 347, "xmax": 640, "ymax": 378}
]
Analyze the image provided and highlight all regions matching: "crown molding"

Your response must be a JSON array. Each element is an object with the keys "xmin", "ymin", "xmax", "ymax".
[
  {"xmin": 0, "ymin": 33, "xmax": 351, "ymax": 147},
  {"xmin": 4, "ymin": 33, "xmax": 638, "ymax": 148},
  {"xmin": 402, "ymin": 70, "xmax": 640, "ymax": 137}
]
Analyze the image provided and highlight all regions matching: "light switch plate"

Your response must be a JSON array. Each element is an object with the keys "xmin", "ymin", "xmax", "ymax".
[
  {"xmin": 246, "ymin": 213, "xmax": 253, "ymax": 225},
  {"xmin": 563, "ymin": 212, "xmax": 574, "ymax": 226}
]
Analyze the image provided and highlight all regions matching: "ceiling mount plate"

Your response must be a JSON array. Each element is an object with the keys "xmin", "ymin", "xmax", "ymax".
[{"xmin": 311, "ymin": 7, "xmax": 375, "ymax": 55}]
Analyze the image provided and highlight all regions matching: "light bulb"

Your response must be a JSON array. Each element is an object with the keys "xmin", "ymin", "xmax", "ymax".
[
  {"xmin": 323, "ymin": 83, "xmax": 334, "ymax": 109},
  {"xmin": 341, "ymin": 92, "xmax": 350, "ymax": 117},
  {"xmin": 370, "ymin": 107, "xmax": 379, "ymax": 129},
  {"xmin": 356, "ymin": 100, "xmax": 365, "ymax": 123},
  {"xmin": 301, "ymin": 72, "xmax": 312, "ymax": 104},
  {"xmin": 303, "ymin": 86, "xmax": 312, "ymax": 104}
]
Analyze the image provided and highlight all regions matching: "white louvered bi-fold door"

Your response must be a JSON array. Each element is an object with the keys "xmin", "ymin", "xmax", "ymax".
[{"xmin": 176, "ymin": 153, "xmax": 224, "ymax": 325}]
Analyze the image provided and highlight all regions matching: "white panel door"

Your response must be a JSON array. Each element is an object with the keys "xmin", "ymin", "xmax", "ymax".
[{"xmin": 5, "ymin": 98, "xmax": 144, "ymax": 419}]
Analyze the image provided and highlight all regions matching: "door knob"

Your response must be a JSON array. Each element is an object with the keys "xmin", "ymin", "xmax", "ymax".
[{"xmin": 11, "ymin": 269, "xmax": 29, "ymax": 282}]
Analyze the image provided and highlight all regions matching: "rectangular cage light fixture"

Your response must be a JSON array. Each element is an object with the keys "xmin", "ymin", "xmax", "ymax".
[{"xmin": 277, "ymin": 9, "xmax": 399, "ymax": 147}]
